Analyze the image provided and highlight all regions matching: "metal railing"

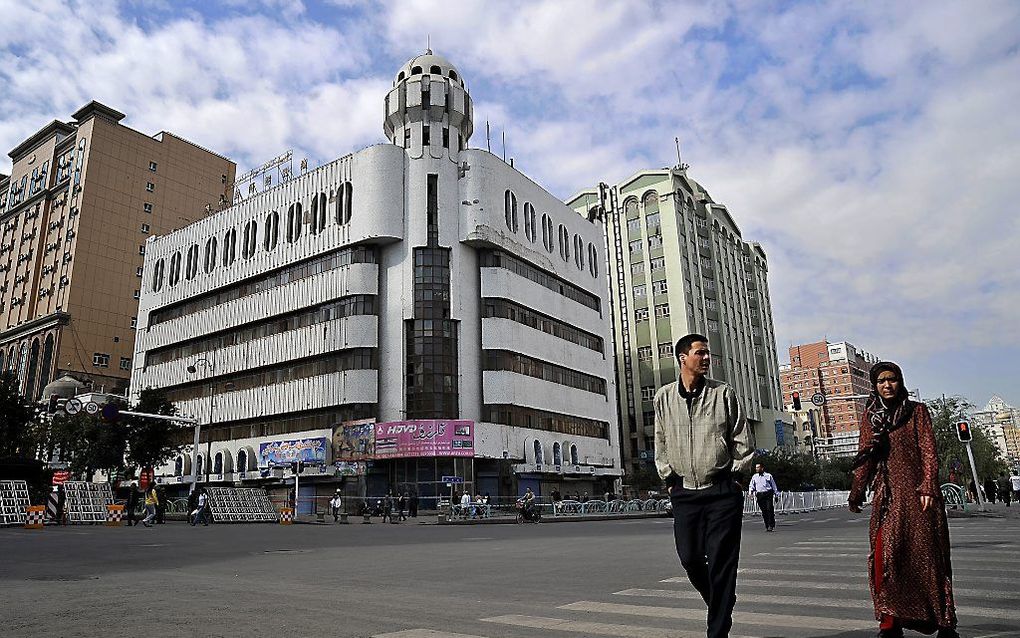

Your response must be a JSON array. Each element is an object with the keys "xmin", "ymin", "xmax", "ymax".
[{"xmin": 743, "ymin": 490, "xmax": 851, "ymax": 516}]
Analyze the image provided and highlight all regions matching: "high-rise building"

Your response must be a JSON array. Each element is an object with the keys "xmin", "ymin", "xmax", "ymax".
[
  {"xmin": 130, "ymin": 52, "xmax": 620, "ymax": 506},
  {"xmin": 779, "ymin": 339, "xmax": 879, "ymax": 457},
  {"xmin": 567, "ymin": 167, "xmax": 785, "ymax": 481},
  {"xmin": 972, "ymin": 395, "xmax": 1018, "ymax": 470},
  {"xmin": 0, "ymin": 102, "xmax": 235, "ymax": 399}
]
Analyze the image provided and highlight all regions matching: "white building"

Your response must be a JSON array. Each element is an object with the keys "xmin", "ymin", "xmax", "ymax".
[
  {"xmin": 972, "ymin": 395, "xmax": 1016, "ymax": 466},
  {"xmin": 130, "ymin": 51, "xmax": 620, "ymax": 507},
  {"xmin": 567, "ymin": 167, "xmax": 785, "ymax": 483}
]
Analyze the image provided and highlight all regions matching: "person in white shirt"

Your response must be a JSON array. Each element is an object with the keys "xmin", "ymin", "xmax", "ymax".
[
  {"xmin": 1010, "ymin": 474, "xmax": 1020, "ymax": 502},
  {"xmin": 330, "ymin": 491, "xmax": 343, "ymax": 522},
  {"xmin": 748, "ymin": 462, "xmax": 779, "ymax": 531},
  {"xmin": 460, "ymin": 491, "xmax": 471, "ymax": 518}
]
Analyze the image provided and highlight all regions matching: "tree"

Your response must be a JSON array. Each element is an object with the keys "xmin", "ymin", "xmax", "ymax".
[
  {"xmin": 49, "ymin": 412, "xmax": 127, "ymax": 480},
  {"xmin": 926, "ymin": 395, "xmax": 1006, "ymax": 484},
  {"xmin": 0, "ymin": 371, "xmax": 41, "ymax": 459},
  {"xmin": 125, "ymin": 387, "xmax": 188, "ymax": 471},
  {"xmin": 754, "ymin": 449, "xmax": 819, "ymax": 490},
  {"xmin": 815, "ymin": 456, "xmax": 855, "ymax": 491}
]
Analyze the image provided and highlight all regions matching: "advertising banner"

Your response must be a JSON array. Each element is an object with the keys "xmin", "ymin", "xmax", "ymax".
[
  {"xmin": 259, "ymin": 437, "xmax": 329, "ymax": 467},
  {"xmin": 373, "ymin": 420, "xmax": 474, "ymax": 459},
  {"xmin": 335, "ymin": 461, "xmax": 367, "ymax": 476},
  {"xmin": 333, "ymin": 419, "xmax": 376, "ymax": 461}
]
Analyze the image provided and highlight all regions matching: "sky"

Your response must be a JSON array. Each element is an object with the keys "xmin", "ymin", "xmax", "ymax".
[{"xmin": 2, "ymin": 0, "xmax": 1018, "ymax": 408}]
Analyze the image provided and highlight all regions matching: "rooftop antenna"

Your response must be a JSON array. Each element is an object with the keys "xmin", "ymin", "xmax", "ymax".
[
  {"xmin": 486, "ymin": 120, "xmax": 491, "ymax": 153},
  {"xmin": 502, "ymin": 130, "xmax": 506, "ymax": 162},
  {"xmin": 426, "ymin": 34, "xmax": 431, "ymax": 54},
  {"xmin": 675, "ymin": 137, "xmax": 689, "ymax": 171}
]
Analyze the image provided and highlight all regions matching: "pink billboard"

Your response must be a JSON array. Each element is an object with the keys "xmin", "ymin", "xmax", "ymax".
[{"xmin": 373, "ymin": 420, "xmax": 475, "ymax": 459}]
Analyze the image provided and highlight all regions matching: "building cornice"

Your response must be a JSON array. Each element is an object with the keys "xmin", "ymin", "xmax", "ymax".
[
  {"xmin": 8, "ymin": 120, "xmax": 75, "ymax": 162},
  {"xmin": 0, "ymin": 311, "xmax": 71, "ymax": 346},
  {"xmin": 71, "ymin": 101, "xmax": 125, "ymax": 125}
]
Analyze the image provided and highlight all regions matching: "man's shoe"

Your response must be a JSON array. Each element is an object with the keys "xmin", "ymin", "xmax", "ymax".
[
  {"xmin": 936, "ymin": 629, "xmax": 960, "ymax": 638},
  {"xmin": 877, "ymin": 629, "xmax": 904, "ymax": 638}
]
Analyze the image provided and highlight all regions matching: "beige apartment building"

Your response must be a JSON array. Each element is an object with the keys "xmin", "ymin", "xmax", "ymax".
[
  {"xmin": 568, "ymin": 167, "xmax": 786, "ymax": 481},
  {"xmin": 779, "ymin": 339, "xmax": 879, "ymax": 457},
  {"xmin": 0, "ymin": 102, "xmax": 234, "ymax": 399}
]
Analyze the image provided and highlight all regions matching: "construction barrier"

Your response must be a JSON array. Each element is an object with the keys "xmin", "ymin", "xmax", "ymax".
[
  {"xmin": 279, "ymin": 507, "xmax": 294, "ymax": 524},
  {"xmin": 63, "ymin": 482, "xmax": 114, "ymax": 524},
  {"xmin": 25, "ymin": 506, "xmax": 45, "ymax": 529},
  {"xmin": 105, "ymin": 504, "xmax": 125, "ymax": 526},
  {"xmin": 1, "ymin": 480, "xmax": 31, "ymax": 526}
]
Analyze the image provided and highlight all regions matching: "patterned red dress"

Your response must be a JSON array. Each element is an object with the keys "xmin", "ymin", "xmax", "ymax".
[{"xmin": 850, "ymin": 402, "xmax": 957, "ymax": 632}]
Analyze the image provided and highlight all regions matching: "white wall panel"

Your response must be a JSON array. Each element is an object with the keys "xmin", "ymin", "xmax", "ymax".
[
  {"xmin": 481, "ymin": 317, "xmax": 606, "ymax": 376},
  {"xmin": 480, "ymin": 267, "xmax": 607, "ymax": 339},
  {"xmin": 482, "ymin": 370, "xmax": 613, "ymax": 423},
  {"xmin": 172, "ymin": 370, "xmax": 377, "ymax": 425}
]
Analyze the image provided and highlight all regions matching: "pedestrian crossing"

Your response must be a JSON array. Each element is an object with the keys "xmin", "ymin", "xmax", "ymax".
[{"xmin": 373, "ymin": 521, "xmax": 1020, "ymax": 638}]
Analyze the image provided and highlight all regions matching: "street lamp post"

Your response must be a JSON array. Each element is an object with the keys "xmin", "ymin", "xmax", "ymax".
[{"xmin": 186, "ymin": 356, "xmax": 215, "ymax": 495}]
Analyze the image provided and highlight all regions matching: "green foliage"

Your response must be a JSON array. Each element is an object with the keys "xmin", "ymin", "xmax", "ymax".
[
  {"xmin": 49, "ymin": 412, "xmax": 128, "ymax": 479},
  {"xmin": 629, "ymin": 462, "xmax": 664, "ymax": 491},
  {"xmin": 0, "ymin": 371, "xmax": 42, "ymax": 459},
  {"xmin": 124, "ymin": 387, "xmax": 186, "ymax": 471},
  {"xmin": 926, "ymin": 395, "xmax": 1006, "ymax": 483}
]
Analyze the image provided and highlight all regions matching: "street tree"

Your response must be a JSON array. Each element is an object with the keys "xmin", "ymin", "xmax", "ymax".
[
  {"xmin": 926, "ymin": 395, "xmax": 1005, "ymax": 483},
  {"xmin": 125, "ymin": 387, "xmax": 187, "ymax": 472},
  {"xmin": 0, "ymin": 371, "xmax": 42, "ymax": 459},
  {"xmin": 49, "ymin": 412, "xmax": 127, "ymax": 480}
]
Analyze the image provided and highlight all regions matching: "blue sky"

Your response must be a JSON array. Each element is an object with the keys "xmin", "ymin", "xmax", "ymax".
[{"xmin": 2, "ymin": 0, "xmax": 1018, "ymax": 409}]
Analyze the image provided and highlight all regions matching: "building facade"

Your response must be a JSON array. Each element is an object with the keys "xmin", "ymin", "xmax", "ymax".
[
  {"xmin": 779, "ymin": 339, "xmax": 880, "ymax": 457},
  {"xmin": 972, "ymin": 395, "xmax": 1018, "ymax": 471},
  {"xmin": 0, "ymin": 102, "xmax": 235, "ymax": 399},
  {"xmin": 567, "ymin": 167, "xmax": 785, "ymax": 482},
  {"xmin": 131, "ymin": 52, "xmax": 620, "ymax": 507}
]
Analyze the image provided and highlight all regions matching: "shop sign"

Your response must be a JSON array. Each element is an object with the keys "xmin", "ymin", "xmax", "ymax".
[{"xmin": 373, "ymin": 420, "xmax": 474, "ymax": 459}]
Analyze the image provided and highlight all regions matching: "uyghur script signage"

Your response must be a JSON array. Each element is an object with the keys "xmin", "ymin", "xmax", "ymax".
[
  {"xmin": 260, "ymin": 437, "xmax": 328, "ymax": 467},
  {"xmin": 373, "ymin": 420, "xmax": 474, "ymax": 459}
]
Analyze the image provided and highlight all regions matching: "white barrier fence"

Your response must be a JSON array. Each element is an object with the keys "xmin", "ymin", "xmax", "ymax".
[{"xmin": 743, "ymin": 490, "xmax": 851, "ymax": 517}]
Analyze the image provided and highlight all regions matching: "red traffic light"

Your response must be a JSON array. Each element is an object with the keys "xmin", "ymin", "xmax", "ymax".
[
  {"xmin": 955, "ymin": 421, "xmax": 972, "ymax": 443},
  {"xmin": 792, "ymin": 391, "xmax": 802, "ymax": 411}
]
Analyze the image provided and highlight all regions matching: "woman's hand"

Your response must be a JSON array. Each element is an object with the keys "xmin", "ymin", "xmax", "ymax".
[
  {"xmin": 920, "ymin": 495, "xmax": 934, "ymax": 512},
  {"xmin": 848, "ymin": 502, "xmax": 862, "ymax": 514}
]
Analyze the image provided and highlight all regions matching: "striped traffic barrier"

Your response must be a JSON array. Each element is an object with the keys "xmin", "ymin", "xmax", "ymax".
[
  {"xmin": 279, "ymin": 507, "xmax": 294, "ymax": 525},
  {"xmin": 24, "ymin": 506, "xmax": 45, "ymax": 529},
  {"xmin": 105, "ymin": 504, "xmax": 124, "ymax": 526}
]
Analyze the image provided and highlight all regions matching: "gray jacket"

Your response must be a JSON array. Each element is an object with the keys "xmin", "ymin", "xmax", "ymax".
[{"xmin": 654, "ymin": 377, "xmax": 755, "ymax": 490}]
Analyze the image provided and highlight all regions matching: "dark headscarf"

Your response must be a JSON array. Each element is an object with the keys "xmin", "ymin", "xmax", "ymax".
[{"xmin": 851, "ymin": 361, "xmax": 917, "ymax": 517}]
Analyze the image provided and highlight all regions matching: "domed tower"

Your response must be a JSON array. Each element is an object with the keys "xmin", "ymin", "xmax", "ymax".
[{"xmin": 383, "ymin": 50, "xmax": 474, "ymax": 156}]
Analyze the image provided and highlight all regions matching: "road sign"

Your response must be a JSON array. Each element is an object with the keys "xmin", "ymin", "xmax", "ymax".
[
  {"xmin": 84, "ymin": 401, "xmax": 99, "ymax": 415},
  {"xmin": 52, "ymin": 470, "xmax": 70, "ymax": 485},
  {"xmin": 441, "ymin": 475, "xmax": 464, "ymax": 484},
  {"xmin": 811, "ymin": 393, "xmax": 825, "ymax": 406},
  {"xmin": 65, "ymin": 398, "xmax": 82, "ymax": 415}
]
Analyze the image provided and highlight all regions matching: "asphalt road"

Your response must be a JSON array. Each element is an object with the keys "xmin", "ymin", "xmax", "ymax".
[{"xmin": 1, "ymin": 509, "xmax": 1017, "ymax": 638}]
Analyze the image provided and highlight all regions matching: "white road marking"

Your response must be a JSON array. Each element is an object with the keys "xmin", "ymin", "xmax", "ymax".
[
  {"xmin": 480, "ymin": 614, "xmax": 761, "ymax": 638},
  {"xmin": 373, "ymin": 630, "xmax": 488, "ymax": 638}
]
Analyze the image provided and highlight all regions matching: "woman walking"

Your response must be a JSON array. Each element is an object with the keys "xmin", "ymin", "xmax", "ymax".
[{"xmin": 849, "ymin": 362, "xmax": 957, "ymax": 637}]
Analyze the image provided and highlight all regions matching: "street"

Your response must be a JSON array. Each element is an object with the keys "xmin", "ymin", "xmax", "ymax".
[{"xmin": 1, "ymin": 509, "xmax": 1017, "ymax": 638}]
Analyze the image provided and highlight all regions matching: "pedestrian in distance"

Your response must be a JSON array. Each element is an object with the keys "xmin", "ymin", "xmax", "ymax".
[
  {"xmin": 1010, "ymin": 472, "xmax": 1020, "ymax": 502},
  {"xmin": 398, "ymin": 492, "xmax": 408, "ymax": 521},
  {"xmin": 140, "ymin": 485, "xmax": 159, "ymax": 527},
  {"xmin": 998, "ymin": 474, "xmax": 1012, "ymax": 507},
  {"xmin": 849, "ymin": 361, "xmax": 958, "ymax": 638},
  {"xmin": 983, "ymin": 477, "xmax": 998, "ymax": 504},
  {"xmin": 459, "ymin": 490, "xmax": 471, "ymax": 518},
  {"xmin": 330, "ymin": 491, "xmax": 343, "ymax": 521},
  {"xmin": 748, "ymin": 462, "xmax": 779, "ymax": 532},
  {"xmin": 382, "ymin": 494, "xmax": 393, "ymax": 523},
  {"xmin": 155, "ymin": 485, "xmax": 167, "ymax": 524},
  {"xmin": 654, "ymin": 333, "xmax": 755, "ymax": 638},
  {"xmin": 190, "ymin": 488, "xmax": 209, "ymax": 526},
  {"xmin": 125, "ymin": 482, "xmax": 139, "ymax": 527},
  {"xmin": 409, "ymin": 492, "xmax": 419, "ymax": 517}
]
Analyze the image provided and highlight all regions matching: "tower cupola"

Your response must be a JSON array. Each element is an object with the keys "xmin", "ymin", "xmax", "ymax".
[{"xmin": 383, "ymin": 50, "xmax": 473, "ymax": 154}]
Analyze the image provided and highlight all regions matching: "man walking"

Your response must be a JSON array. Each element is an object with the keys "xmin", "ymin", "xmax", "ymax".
[
  {"xmin": 190, "ymin": 488, "xmax": 209, "ymax": 526},
  {"xmin": 330, "ymin": 490, "xmax": 343, "ymax": 522},
  {"xmin": 748, "ymin": 462, "xmax": 779, "ymax": 532},
  {"xmin": 140, "ymin": 485, "xmax": 159, "ymax": 527},
  {"xmin": 125, "ymin": 482, "xmax": 139, "ymax": 527},
  {"xmin": 655, "ymin": 333, "xmax": 755, "ymax": 638}
]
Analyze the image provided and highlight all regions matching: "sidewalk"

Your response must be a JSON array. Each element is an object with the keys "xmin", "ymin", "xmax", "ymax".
[{"xmin": 947, "ymin": 501, "xmax": 1020, "ymax": 519}]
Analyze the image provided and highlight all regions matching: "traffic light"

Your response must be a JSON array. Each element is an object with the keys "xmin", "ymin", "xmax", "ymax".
[
  {"xmin": 47, "ymin": 395, "xmax": 60, "ymax": 414},
  {"xmin": 956, "ymin": 421, "xmax": 972, "ymax": 443},
  {"xmin": 792, "ymin": 392, "xmax": 802, "ymax": 411}
]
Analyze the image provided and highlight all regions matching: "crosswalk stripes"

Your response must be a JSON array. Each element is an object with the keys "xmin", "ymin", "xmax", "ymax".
[{"xmin": 372, "ymin": 534, "xmax": 1019, "ymax": 638}]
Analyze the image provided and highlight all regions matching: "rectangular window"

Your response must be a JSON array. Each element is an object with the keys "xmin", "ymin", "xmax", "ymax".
[
  {"xmin": 654, "ymin": 303, "xmax": 670, "ymax": 318},
  {"xmin": 651, "ymin": 280, "xmax": 668, "ymax": 295},
  {"xmin": 423, "ymin": 124, "xmax": 431, "ymax": 146},
  {"xmin": 637, "ymin": 346, "xmax": 653, "ymax": 361},
  {"xmin": 631, "ymin": 262, "xmax": 643, "ymax": 276},
  {"xmin": 706, "ymin": 299, "xmax": 717, "ymax": 311},
  {"xmin": 133, "ymin": 289, "xmax": 140, "ymax": 299},
  {"xmin": 658, "ymin": 342, "xmax": 673, "ymax": 358},
  {"xmin": 708, "ymin": 319, "xmax": 719, "ymax": 332},
  {"xmin": 628, "ymin": 239, "xmax": 642, "ymax": 253},
  {"xmin": 645, "ymin": 212, "xmax": 660, "ymax": 233},
  {"xmin": 627, "ymin": 218, "xmax": 641, "ymax": 238},
  {"xmin": 647, "ymin": 234, "xmax": 662, "ymax": 249},
  {"xmin": 632, "ymin": 284, "xmax": 646, "ymax": 298},
  {"xmin": 404, "ymin": 128, "xmax": 411, "ymax": 149},
  {"xmin": 136, "ymin": 267, "xmax": 143, "ymax": 277},
  {"xmin": 93, "ymin": 353, "xmax": 110, "ymax": 368},
  {"xmin": 634, "ymin": 307, "xmax": 649, "ymax": 321},
  {"xmin": 141, "ymin": 223, "xmax": 150, "ymax": 234},
  {"xmin": 442, "ymin": 127, "xmax": 449, "ymax": 149},
  {"xmin": 143, "ymin": 203, "xmax": 153, "ymax": 213},
  {"xmin": 649, "ymin": 256, "xmax": 665, "ymax": 270},
  {"xmin": 426, "ymin": 174, "xmax": 438, "ymax": 234},
  {"xmin": 130, "ymin": 317, "xmax": 137, "ymax": 329},
  {"xmin": 148, "ymin": 161, "xmax": 158, "ymax": 172},
  {"xmin": 146, "ymin": 182, "xmax": 154, "ymax": 192},
  {"xmin": 120, "ymin": 357, "xmax": 132, "ymax": 370},
  {"xmin": 138, "ymin": 245, "xmax": 145, "ymax": 255},
  {"xmin": 640, "ymin": 385, "xmax": 655, "ymax": 401}
]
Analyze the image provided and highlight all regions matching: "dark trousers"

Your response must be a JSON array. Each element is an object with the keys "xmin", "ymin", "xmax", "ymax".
[
  {"xmin": 671, "ymin": 480, "xmax": 744, "ymax": 638},
  {"xmin": 756, "ymin": 491, "xmax": 776, "ymax": 530}
]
